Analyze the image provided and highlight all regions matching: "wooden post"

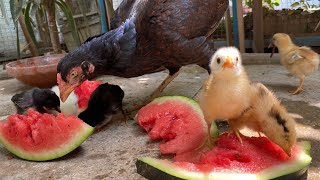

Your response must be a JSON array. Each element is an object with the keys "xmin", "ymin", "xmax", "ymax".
[
  {"xmin": 225, "ymin": 7, "xmax": 232, "ymax": 46},
  {"xmin": 253, "ymin": 0, "xmax": 264, "ymax": 53},
  {"xmin": 236, "ymin": 0, "xmax": 245, "ymax": 53}
]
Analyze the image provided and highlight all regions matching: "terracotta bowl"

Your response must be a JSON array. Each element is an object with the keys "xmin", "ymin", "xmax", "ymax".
[{"xmin": 6, "ymin": 54, "xmax": 65, "ymax": 88}]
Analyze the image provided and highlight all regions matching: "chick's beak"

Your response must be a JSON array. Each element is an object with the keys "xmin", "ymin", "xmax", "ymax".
[
  {"xmin": 55, "ymin": 106, "xmax": 61, "ymax": 113},
  {"xmin": 268, "ymin": 39, "xmax": 276, "ymax": 58},
  {"xmin": 223, "ymin": 56, "xmax": 234, "ymax": 68}
]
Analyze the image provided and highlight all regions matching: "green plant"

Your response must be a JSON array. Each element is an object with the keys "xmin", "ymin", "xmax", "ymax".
[
  {"xmin": 10, "ymin": 0, "xmax": 82, "ymax": 54},
  {"xmin": 244, "ymin": 0, "xmax": 280, "ymax": 10},
  {"xmin": 291, "ymin": 0, "xmax": 319, "ymax": 13},
  {"xmin": 290, "ymin": 1, "xmax": 320, "ymax": 31}
]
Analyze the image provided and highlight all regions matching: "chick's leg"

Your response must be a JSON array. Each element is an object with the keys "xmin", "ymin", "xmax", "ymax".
[
  {"xmin": 233, "ymin": 129, "xmax": 243, "ymax": 144},
  {"xmin": 228, "ymin": 120, "xmax": 243, "ymax": 143},
  {"xmin": 289, "ymin": 76, "xmax": 305, "ymax": 95},
  {"xmin": 129, "ymin": 68, "xmax": 180, "ymax": 112}
]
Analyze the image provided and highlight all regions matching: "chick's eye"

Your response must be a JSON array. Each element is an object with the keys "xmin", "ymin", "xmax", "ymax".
[
  {"xmin": 217, "ymin": 58, "xmax": 221, "ymax": 64},
  {"xmin": 236, "ymin": 57, "xmax": 239, "ymax": 62}
]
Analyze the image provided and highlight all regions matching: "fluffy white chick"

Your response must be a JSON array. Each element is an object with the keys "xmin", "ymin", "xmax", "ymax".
[{"xmin": 199, "ymin": 47, "xmax": 296, "ymax": 155}]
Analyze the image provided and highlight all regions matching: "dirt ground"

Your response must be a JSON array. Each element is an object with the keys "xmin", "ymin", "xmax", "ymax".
[{"xmin": 0, "ymin": 64, "xmax": 319, "ymax": 179}]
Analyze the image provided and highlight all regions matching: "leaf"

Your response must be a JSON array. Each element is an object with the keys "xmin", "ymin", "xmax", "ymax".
[
  {"xmin": 24, "ymin": 1, "xmax": 37, "ymax": 46},
  {"xmin": 55, "ymin": 0, "xmax": 81, "ymax": 46},
  {"xmin": 15, "ymin": 21, "xmax": 21, "ymax": 59},
  {"xmin": 291, "ymin": 2, "xmax": 300, "ymax": 8},
  {"xmin": 10, "ymin": 0, "xmax": 23, "ymax": 25},
  {"xmin": 30, "ymin": 2, "xmax": 39, "ymax": 16},
  {"xmin": 287, "ymin": 10, "xmax": 296, "ymax": 15}
]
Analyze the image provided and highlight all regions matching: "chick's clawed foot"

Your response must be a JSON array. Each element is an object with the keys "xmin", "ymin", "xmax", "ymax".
[
  {"xmin": 121, "ymin": 108, "xmax": 134, "ymax": 124},
  {"xmin": 227, "ymin": 129, "xmax": 243, "ymax": 144},
  {"xmin": 289, "ymin": 87, "xmax": 303, "ymax": 95}
]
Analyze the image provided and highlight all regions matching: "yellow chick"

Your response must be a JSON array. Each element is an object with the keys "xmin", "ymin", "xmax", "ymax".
[
  {"xmin": 270, "ymin": 33, "xmax": 319, "ymax": 95},
  {"xmin": 199, "ymin": 47, "xmax": 296, "ymax": 155}
]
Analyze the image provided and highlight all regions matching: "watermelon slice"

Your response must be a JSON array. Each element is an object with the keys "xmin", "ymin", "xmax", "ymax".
[
  {"xmin": 74, "ymin": 80, "xmax": 103, "ymax": 110},
  {"xmin": 136, "ymin": 96, "xmax": 312, "ymax": 180},
  {"xmin": 0, "ymin": 109, "xmax": 93, "ymax": 161},
  {"xmin": 136, "ymin": 134, "xmax": 311, "ymax": 180},
  {"xmin": 137, "ymin": 96, "xmax": 208, "ymax": 155}
]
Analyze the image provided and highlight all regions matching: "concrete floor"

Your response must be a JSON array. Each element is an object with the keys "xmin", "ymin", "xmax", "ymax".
[{"xmin": 0, "ymin": 64, "xmax": 319, "ymax": 179}]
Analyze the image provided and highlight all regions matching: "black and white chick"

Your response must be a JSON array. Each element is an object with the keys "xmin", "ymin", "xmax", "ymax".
[
  {"xmin": 78, "ymin": 83, "xmax": 127, "ymax": 128},
  {"xmin": 11, "ymin": 88, "xmax": 61, "ymax": 114}
]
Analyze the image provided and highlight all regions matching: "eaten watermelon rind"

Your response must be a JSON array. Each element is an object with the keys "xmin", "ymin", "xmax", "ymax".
[
  {"xmin": 256, "ymin": 141, "xmax": 312, "ymax": 180},
  {"xmin": 136, "ymin": 141, "xmax": 312, "ymax": 180},
  {"xmin": 0, "ymin": 123, "xmax": 94, "ymax": 161}
]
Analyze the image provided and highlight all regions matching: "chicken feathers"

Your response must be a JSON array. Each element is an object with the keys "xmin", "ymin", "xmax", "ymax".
[
  {"xmin": 199, "ymin": 47, "xmax": 296, "ymax": 155},
  {"xmin": 11, "ymin": 88, "xmax": 60, "ymax": 114}
]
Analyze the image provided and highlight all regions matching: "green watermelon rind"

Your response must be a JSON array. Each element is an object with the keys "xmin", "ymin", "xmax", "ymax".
[
  {"xmin": 150, "ymin": 96, "xmax": 205, "ymax": 117},
  {"xmin": 0, "ymin": 123, "xmax": 94, "ymax": 161},
  {"xmin": 136, "ymin": 141, "xmax": 312, "ymax": 180},
  {"xmin": 210, "ymin": 121, "xmax": 219, "ymax": 139}
]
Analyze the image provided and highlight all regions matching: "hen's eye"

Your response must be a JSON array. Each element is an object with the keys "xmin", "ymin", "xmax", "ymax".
[
  {"xmin": 217, "ymin": 58, "xmax": 221, "ymax": 64},
  {"xmin": 71, "ymin": 72, "xmax": 77, "ymax": 77}
]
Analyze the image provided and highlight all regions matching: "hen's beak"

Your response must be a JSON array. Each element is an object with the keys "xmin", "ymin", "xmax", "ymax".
[
  {"xmin": 59, "ymin": 83, "xmax": 77, "ymax": 102},
  {"xmin": 223, "ymin": 56, "xmax": 234, "ymax": 68},
  {"xmin": 57, "ymin": 73, "xmax": 79, "ymax": 102}
]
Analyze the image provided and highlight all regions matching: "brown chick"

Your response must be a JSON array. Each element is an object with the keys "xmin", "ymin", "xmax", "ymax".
[
  {"xmin": 199, "ymin": 47, "xmax": 296, "ymax": 155},
  {"xmin": 270, "ymin": 33, "xmax": 319, "ymax": 95}
]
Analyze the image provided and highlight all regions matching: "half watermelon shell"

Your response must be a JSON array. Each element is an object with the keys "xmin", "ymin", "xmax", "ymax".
[
  {"xmin": 0, "ymin": 109, "xmax": 94, "ymax": 161},
  {"xmin": 136, "ymin": 96, "xmax": 312, "ymax": 180},
  {"xmin": 136, "ymin": 140, "xmax": 311, "ymax": 180}
]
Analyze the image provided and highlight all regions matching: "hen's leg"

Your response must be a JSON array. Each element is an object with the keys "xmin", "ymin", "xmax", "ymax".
[
  {"xmin": 129, "ymin": 68, "xmax": 180, "ymax": 111},
  {"xmin": 289, "ymin": 76, "xmax": 304, "ymax": 95}
]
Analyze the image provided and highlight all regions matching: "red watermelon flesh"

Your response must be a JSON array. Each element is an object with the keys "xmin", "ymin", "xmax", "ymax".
[
  {"xmin": 74, "ymin": 80, "xmax": 103, "ymax": 110},
  {"xmin": 0, "ymin": 109, "xmax": 93, "ymax": 161},
  {"xmin": 173, "ymin": 133, "xmax": 299, "ymax": 173},
  {"xmin": 137, "ymin": 96, "xmax": 208, "ymax": 155}
]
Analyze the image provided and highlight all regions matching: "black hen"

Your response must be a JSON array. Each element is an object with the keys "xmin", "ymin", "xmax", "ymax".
[
  {"xmin": 11, "ymin": 88, "xmax": 61, "ymax": 114},
  {"xmin": 57, "ymin": 0, "xmax": 229, "ymax": 109},
  {"xmin": 78, "ymin": 83, "xmax": 125, "ymax": 127}
]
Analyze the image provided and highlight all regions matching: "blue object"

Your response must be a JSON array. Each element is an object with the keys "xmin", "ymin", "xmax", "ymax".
[
  {"xmin": 97, "ymin": 0, "xmax": 108, "ymax": 32},
  {"xmin": 232, "ymin": 0, "xmax": 239, "ymax": 48}
]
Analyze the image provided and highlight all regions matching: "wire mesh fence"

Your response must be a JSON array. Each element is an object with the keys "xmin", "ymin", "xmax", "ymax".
[{"xmin": 0, "ymin": 0, "xmax": 27, "ymax": 62}]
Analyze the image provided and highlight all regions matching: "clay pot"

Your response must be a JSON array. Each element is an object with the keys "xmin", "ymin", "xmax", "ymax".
[{"xmin": 6, "ymin": 54, "xmax": 65, "ymax": 88}]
